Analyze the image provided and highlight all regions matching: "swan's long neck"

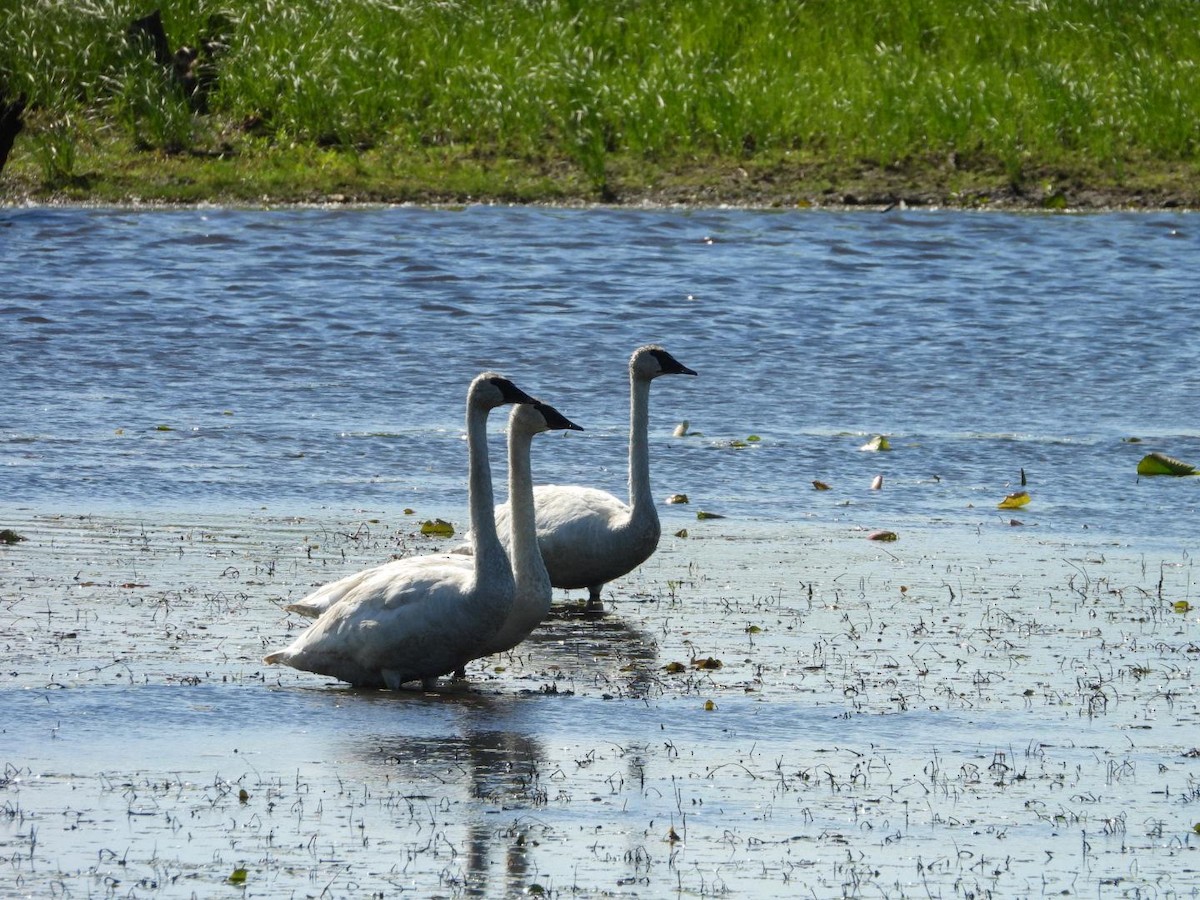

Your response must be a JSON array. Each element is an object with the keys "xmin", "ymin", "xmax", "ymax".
[
  {"xmin": 467, "ymin": 402, "xmax": 507, "ymax": 578},
  {"xmin": 627, "ymin": 374, "xmax": 656, "ymax": 521},
  {"xmin": 507, "ymin": 425, "xmax": 548, "ymax": 596}
]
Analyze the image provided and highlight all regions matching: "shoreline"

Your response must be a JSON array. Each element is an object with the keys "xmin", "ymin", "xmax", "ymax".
[{"xmin": 3, "ymin": 146, "xmax": 1197, "ymax": 213}]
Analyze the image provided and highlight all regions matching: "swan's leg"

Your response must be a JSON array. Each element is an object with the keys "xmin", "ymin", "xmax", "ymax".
[
  {"xmin": 453, "ymin": 666, "xmax": 466, "ymax": 678},
  {"xmin": 420, "ymin": 675, "xmax": 439, "ymax": 691},
  {"xmin": 585, "ymin": 585, "xmax": 605, "ymax": 612}
]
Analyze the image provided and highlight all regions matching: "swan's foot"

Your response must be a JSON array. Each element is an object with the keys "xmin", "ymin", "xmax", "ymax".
[{"xmin": 584, "ymin": 588, "xmax": 607, "ymax": 617}]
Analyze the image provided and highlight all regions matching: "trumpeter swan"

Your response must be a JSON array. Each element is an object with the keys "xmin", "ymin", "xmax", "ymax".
[
  {"xmin": 475, "ymin": 400, "xmax": 583, "ymax": 657},
  {"xmin": 263, "ymin": 372, "xmax": 539, "ymax": 690},
  {"xmin": 494, "ymin": 344, "xmax": 696, "ymax": 611}
]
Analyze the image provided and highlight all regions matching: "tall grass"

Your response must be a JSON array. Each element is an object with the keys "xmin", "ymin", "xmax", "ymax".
[{"xmin": 2, "ymin": 0, "xmax": 1198, "ymax": 192}]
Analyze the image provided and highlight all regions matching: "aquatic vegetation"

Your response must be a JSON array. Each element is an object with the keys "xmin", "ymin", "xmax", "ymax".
[
  {"xmin": 1136, "ymin": 451, "xmax": 1197, "ymax": 476},
  {"xmin": 997, "ymin": 489, "xmax": 1031, "ymax": 508}
]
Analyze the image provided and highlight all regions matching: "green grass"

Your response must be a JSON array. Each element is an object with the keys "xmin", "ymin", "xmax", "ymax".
[{"xmin": 2, "ymin": 0, "xmax": 1199, "ymax": 206}]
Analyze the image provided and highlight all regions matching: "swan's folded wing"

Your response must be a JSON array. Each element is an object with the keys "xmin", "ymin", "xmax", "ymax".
[
  {"xmin": 531, "ymin": 484, "xmax": 630, "ymax": 534},
  {"xmin": 285, "ymin": 553, "xmax": 459, "ymax": 618}
]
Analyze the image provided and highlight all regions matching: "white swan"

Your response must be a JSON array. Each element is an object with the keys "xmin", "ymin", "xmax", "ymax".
[
  {"xmin": 263, "ymin": 372, "xmax": 538, "ymax": 690},
  {"xmin": 475, "ymin": 400, "xmax": 583, "ymax": 658},
  {"xmin": 494, "ymin": 345, "xmax": 696, "ymax": 611}
]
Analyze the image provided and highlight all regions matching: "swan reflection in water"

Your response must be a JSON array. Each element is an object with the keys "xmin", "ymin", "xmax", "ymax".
[{"xmin": 360, "ymin": 697, "xmax": 546, "ymax": 896}]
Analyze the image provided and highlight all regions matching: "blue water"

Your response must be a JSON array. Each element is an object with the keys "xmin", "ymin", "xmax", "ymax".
[{"xmin": 2, "ymin": 205, "xmax": 1198, "ymax": 543}]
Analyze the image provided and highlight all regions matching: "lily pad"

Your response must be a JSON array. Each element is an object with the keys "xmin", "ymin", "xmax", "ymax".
[
  {"xmin": 0, "ymin": 529, "xmax": 26, "ymax": 545},
  {"xmin": 812, "ymin": 480, "xmax": 831, "ymax": 491},
  {"xmin": 1136, "ymin": 452, "xmax": 1197, "ymax": 477},
  {"xmin": 868, "ymin": 530, "xmax": 898, "ymax": 542},
  {"xmin": 696, "ymin": 510, "xmax": 725, "ymax": 520},
  {"xmin": 665, "ymin": 493, "xmax": 689, "ymax": 504},
  {"xmin": 998, "ymin": 490, "xmax": 1031, "ymax": 509},
  {"xmin": 420, "ymin": 518, "xmax": 455, "ymax": 537}
]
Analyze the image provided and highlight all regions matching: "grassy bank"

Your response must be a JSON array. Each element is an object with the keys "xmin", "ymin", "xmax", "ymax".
[{"xmin": 3, "ymin": 0, "xmax": 1199, "ymax": 208}]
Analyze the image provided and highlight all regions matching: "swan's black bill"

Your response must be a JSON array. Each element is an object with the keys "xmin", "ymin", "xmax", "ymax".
[
  {"xmin": 532, "ymin": 400, "xmax": 584, "ymax": 432},
  {"xmin": 651, "ymin": 348, "xmax": 698, "ymax": 377},
  {"xmin": 490, "ymin": 376, "xmax": 538, "ymax": 406}
]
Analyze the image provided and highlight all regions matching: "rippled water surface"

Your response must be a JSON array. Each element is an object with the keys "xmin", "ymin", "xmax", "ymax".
[
  {"xmin": 1, "ymin": 206, "xmax": 1198, "ymax": 899},
  {"xmin": 3, "ymin": 205, "xmax": 1199, "ymax": 541}
]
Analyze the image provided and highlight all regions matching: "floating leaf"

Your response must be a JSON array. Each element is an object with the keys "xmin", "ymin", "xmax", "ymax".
[
  {"xmin": 746, "ymin": 434, "xmax": 761, "ymax": 442},
  {"xmin": 667, "ymin": 826, "xmax": 681, "ymax": 843},
  {"xmin": 696, "ymin": 511, "xmax": 725, "ymax": 520},
  {"xmin": 1137, "ymin": 452, "xmax": 1197, "ymax": 477},
  {"xmin": 691, "ymin": 656, "xmax": 723, "ymax": 670},
  {"xmin": 0, "ymin": 529, "xmax": 26, "ymax": 545},
  {"xmin": 704, "ymin": 699, "xmax": 716, "ymax": 711},
  {"xmin": 674, "ymin": 528, "xmax": 689, "ymax": 538},
  {"xmin": 745, "ymin": 624, "xmax": 762, "ymax": 634},
  {"xmin": 420, "ymin": 519, "xmax": 455, "ymax": 537},
  {"xmin": 729, "ymin": 439, "xmax": 749, "ymax": 449},
  {"xmin": 870, "ymin": 474, "xmax": 883, "ymax": 490},
  {"xmin": 227, "ymin": 867, "xmax": 248, "ymax": 884},
  {"xmin": 812, "ymin": 480, "xmax": 831, "ymax": 491},
  {"xmin": 403, "ymin": 507, "xmax": 415, "ymax": 515},
  {"xmin": 673, "ymin": 420, "xmax": 690, "ymax": 437},
  {"xmin": 665, "ymin": 493, "xmax": 689, "ymax": 504},
  {"xmin": 998, "ymin": 491, "xmax": 1030, "ymax": 509},
  {"xmin": 860, "ymin": 435, "xmax": 891, "ymax": 452},
  {"xmin": 238, "ymin": 788, "xmax": 249, "ymax": 803},
  {"xmin": 663, "ymin": 661, "xmax": 686, "ymax": 674},
  {"xmin": 1174, "ymin": 600, "xmax": 1192, "ymax": 614},
  {"xmin": 154, "ymin": 424, "xmax": 174, "ymax": 432},
  {"xmin": 868, "ymin": 530, "xmax": 898, "ymax": 542}
]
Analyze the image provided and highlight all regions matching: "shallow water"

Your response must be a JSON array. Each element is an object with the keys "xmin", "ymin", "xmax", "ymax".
[
  {"xmin": 1, "ymin": 510, "xmax": 1198, "ymax": 898},
  {"xmin": 1, "ymin": 206, "xmax": 1199, "ymax": 898}
]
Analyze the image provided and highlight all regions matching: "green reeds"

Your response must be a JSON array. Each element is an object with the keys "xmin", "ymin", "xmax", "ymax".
[{"xmin": 2, "ymin": 0, "xmax": 1198, "ymax": 200}]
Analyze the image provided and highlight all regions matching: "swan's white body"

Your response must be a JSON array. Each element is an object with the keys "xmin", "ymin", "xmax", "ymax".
[
  {"xmin": 263, "ymin": 373, "xmax": 536, "ymax": 689},
  {"xmin": 476, "ymin": 402, "xmax": 583, "ymax": 656},
  {"xmin": 494, "ymin": 345, "xmax": 696, "ymax": 609}
]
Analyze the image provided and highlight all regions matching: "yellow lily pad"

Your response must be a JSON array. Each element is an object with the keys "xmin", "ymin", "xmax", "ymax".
[
  {"xmin": 420, "ymin": 518, "xmax": 455, "ymax": 537},
  {"xmin": 665, "ymin": 493, "xmax": 689, "ymax": 504},
  {"xmin": 868, "ymin": 530, "xmax": 898, "ymax": 542},
  {"xmin": 812, "ymin": 480, "xmax": 831, "ymax": 491},
  {"xmin": 998, "ymin": 491, "xmax": 1031, "ymax": 509},
  {"xmin": 1137, "ymin": 452, "xmax": 1197, "ymax": 476},
  {"xmin": 696, "ymin": 510, "xmax": 725, "ymax": 520}
]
